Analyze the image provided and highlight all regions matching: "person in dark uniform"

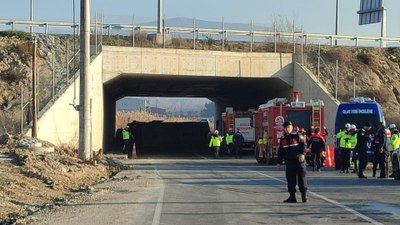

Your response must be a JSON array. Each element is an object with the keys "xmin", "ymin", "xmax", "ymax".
[
  {"xmin": 355, "ymin": 122, "xmax": 373, "ymax": 178},
  {"xmin": 233, "ymin": 128, "xmax": 245, "ymax": 158},
  {"xmin": 278, "ymin": 121, "xmax": 308, "ymax": 203},
  {"xmin": 372, "ymin": 122, "xmax": 388, "ymax": 178},
  {"xmin": 308, "ymin": 127, "xmax": 326, "ymax": 172}
]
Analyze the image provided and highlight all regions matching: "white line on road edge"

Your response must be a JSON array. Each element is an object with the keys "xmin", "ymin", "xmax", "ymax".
[
  {"xmin": 252, "ymin": 170, "xmax": 384, "ymax": 225},
  {"xmin": 152, "ymin": 170, "xmax": 165, "ymax": 225}
]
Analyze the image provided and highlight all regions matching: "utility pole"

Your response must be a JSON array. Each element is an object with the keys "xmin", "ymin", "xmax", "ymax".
[
  {"xmin": 157, "ymin": 0, "xmax": 164, "ymax": 34},
  {"xmin": 79, "ymin": 0, "xmax": 91, "ymax": 161},
  {"xmin": 335, "ymin": 0, "xmax": 339, "ymax": 45},
  {"xmin": 30, "ymin": 0, "xmax": 34, "ymax": 33},
  {"xmin": 31, "ymin": 37, "xmax": 37, "ymax": 138}
]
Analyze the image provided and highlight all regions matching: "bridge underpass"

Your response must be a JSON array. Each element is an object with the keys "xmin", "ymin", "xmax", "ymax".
[{"xmin": 103, "ymin": 73, "xmax": 293, "ymax": 155}]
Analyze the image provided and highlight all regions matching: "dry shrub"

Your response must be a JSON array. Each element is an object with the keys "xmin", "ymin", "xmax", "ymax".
[
  {"xmin": 172, "ymin": 38, "xmax": 191, "ymax": 49},
  {"xmin": 16, "ymin": 42, "xmax": 32, "ymax": 59},
  {"xmin": 333, "ymin": 47, "xmax": 354, "ymax": 63},
  {"xmin": 134, "ymin": 32, "xmax": 148, "ymax": 43},
  {"xmin": 5, "ymin": 67, "xmax": 25, "ymax": 82},
  {"xmin": 370, "ymin": 88, "xmax": 393, "ymax": 104},
  {"xmin": 357, "ymin": 52, "xmax": 379, "ymax": 66}
]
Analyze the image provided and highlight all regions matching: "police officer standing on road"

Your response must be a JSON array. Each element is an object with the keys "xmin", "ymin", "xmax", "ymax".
[
  {"xmin": 233, "ymin": 128, "xmax": 244, "ymax": 158},
  {"xmin": 355, "ymin": 122, "xmax": 373, "ymax": 178},
  {"xmin": 278, "ymin": 121, "xmax": 308, "ymax": 203},
  {"xmin": 372, "ymin": 122, "xmax": 388, "ymax": 178}
]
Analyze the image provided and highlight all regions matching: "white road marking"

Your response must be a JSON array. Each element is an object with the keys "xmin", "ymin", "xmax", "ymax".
[
  {"xmin": 252, "ymin": 170, "xmax": 384, "ymax": 225},
  {"xmin": 151, "ymin": 170, "xmax": 165, "ymax": 225}
]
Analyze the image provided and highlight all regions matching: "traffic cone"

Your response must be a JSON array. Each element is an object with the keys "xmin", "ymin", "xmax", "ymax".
[{"xmin": 325, "ymin": 146, "xmax": 335, "ymax": 167}]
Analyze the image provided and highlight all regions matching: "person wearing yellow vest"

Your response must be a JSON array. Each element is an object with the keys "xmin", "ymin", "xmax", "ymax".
[
  {"xmin": 349, "ymin": 124, "xmax": 358, "ymax": 173},
  {"xmin": 225, "ymin": 128, "xmax": 234, "ymax": 155},
  {"xmin": 389, "ymin": 124, "xmax": 400, "ymax": 178},
  {"xmin": 122, "ymin": 125, "xmax": 133, "ymax": 157},
  {"xmin": 336, "ymin": 123, "xmax": 352, "ymax": 173},
  {"xmin": 209, "ymin": 130, "xmax": 223, "ymax": 159}
]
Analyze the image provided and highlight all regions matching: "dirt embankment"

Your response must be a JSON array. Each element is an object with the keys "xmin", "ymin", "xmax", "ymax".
[
  {"xmin": 304, "ymin": 46, "xmax": 400, "ymax": 125},
  {"xmin": 0, "ymin": 138, "xmax": 119, "ymax": 224}
]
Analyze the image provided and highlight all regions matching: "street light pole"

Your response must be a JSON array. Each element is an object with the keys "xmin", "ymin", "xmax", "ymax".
[
  {"xmin": 30, "ymin": 0, "xmax": 34, "ymax": 33},
  {"xmin": 157, "ymin": 0, "xmax": 164, "ymax": 34},
  {"xmin": 335, "ymin": 0, "xmax": 339, "ymax": 46},
  {"xmin": 32, "ymin": 37, "xmax": 37, "ymax": 137},
  {"xmin": 79, "ymin": 0, "xmax": 91, "ymax": 161}
]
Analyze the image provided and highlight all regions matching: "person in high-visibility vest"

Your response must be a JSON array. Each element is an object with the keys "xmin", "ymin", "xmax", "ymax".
[
  {"xmin": 122, "ymin": 125, "xmax": 132, "ymax": 155},
  {"xmin": 225, "ymin": 128, "xmax": 234, "ymax": 155},
  {"xmin": 389, "ymin": 124, "xmax": 400, "ymax": 178},
  {"xmin": 336, "ymin": 123, "xmax": 352, "ymax": 174},
  {"xmin": 209, "ymin": 130, "xmax": 223, "ymax": 159},
  {"xmin": 349, "ymin": 124, "xmax": 358, "ymax": 173}
]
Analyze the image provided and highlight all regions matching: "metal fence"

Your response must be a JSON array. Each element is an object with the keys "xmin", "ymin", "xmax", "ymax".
[{"xmin": 2, "ymin": 18, "xmax": 400, "ymax": 49}]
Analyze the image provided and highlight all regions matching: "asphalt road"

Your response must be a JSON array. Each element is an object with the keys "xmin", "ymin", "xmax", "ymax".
[{"xmin": 30, "ymin": 154, "xmax": 400, "ymax": 225}]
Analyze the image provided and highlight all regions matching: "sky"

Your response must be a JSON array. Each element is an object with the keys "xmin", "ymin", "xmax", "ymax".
[{"xmin": 1, "ymin": 0, "xmax": 400, "ymax": 38}]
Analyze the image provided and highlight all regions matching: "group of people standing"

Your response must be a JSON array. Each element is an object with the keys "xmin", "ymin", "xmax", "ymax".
[
  {"xmin": 208, "ymin": 128, "xmax": 244, "ymax": 159},
  {"xmin": 337, "ymin": 121, "xmax": 400, "ymax": 179}
]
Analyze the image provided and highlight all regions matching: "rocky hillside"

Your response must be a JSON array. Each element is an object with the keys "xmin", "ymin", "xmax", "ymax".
[
  {"xmin": 303, "ymin": 46, "xmax": 400, "ymax": 125},
  {"xmin": 0, "ymin": 32, "xmax": 75, "ymax": 135},
  {"xmin": 1, "ymin": 32, "xmax": 400, "ymax": 134}
]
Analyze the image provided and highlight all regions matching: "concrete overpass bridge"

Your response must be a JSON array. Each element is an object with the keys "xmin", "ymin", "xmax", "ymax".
[{"xmin": 30, "ymin": 46, "xmax": 338, "ymax": 152}]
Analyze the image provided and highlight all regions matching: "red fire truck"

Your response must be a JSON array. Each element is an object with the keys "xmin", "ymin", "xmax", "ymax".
[
  {"xmin": 254, "ymin": 92, "xmax": 325, "ymax": 164},
  {"xmin": 221, "ymin": 109, "xmax": 256, "ymax": 151}
]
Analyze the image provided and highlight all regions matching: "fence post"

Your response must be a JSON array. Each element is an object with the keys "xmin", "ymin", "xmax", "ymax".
[
  {"xmin": 317, "ymin": 43, "xmax": 321, "ymax": 82},
  {"xmin": 132, "ymin": 15, "xmax": 135, "ymax": 47},
  {"xmin": 221, "ymin": 16, "xmax": 225, "ymax": 51},
  {"xmin": 95, "ymin": 11, "xmax": 98, "ymax": 54},
  {"xmin": 20, "ymin": 85, "xmax": 23, "ymax": 135},
  {"xmin": 52, "ymin": 50, "xmax": 55, "ymax": 101},
  {"xmin": 293, "ymin": 20, "xmax": 296, "ymax": 53},
  {"xmin": 66, "ymin": 41, "xmax": 69, "ymax": 84},
  {"xmin": 274, "ymin": 21, "xmax": 277, "ymax": 53},
  {"xmin": 335, "ymin": 60, "xmax": 339, "ymax": 100},
  {"xmin": 193, "ymin": 17, "xmax": 196, "ymax": 50},
  {"xmin": 250, "ymin": 20, "xmax": 254, "ymax": 52}
]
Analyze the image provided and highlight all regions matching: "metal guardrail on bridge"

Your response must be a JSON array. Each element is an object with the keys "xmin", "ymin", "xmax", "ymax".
[{"xmin": 1, "ymin": 19, "xmax": 400, "ymax": 48}]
